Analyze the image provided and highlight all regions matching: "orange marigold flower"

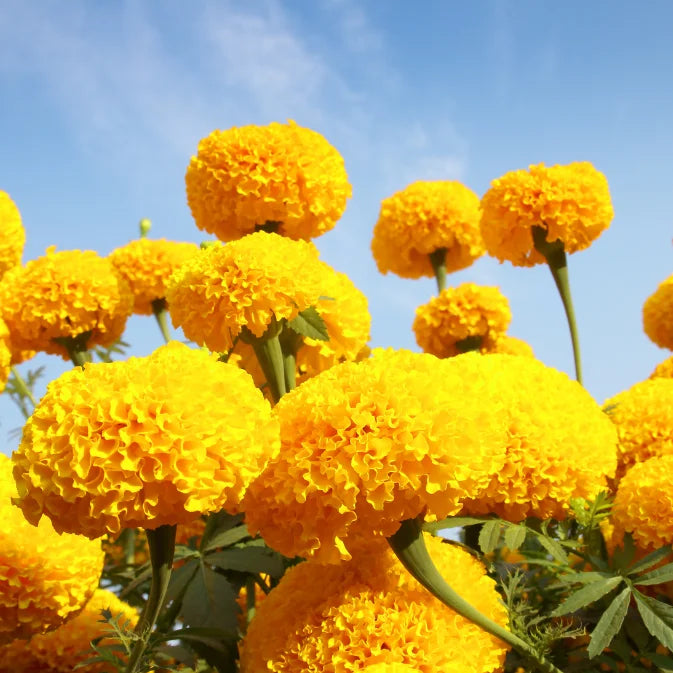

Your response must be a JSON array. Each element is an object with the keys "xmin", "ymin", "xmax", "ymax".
[
  {"xmin": 243, "ymin": 350, "xmax": 507, "ymax": 563},
  {"xmin": 480, "ymin": 162, "xmax": 613, "ymax": 267},
  {"xmin": 0, "ymin": 588, "xmax": 137, "ymax": 672},
  {"xmin": 650, "ymin": 355, "xmax": 673, "ymax": 379},
  {"xmin": 0, "ymin": 248, "xmax": 133, "ymax": 358},
  {"xmin": 603, "ymin": 378, "xmax": 673, "ymax": 479},
  {"xmin": 0, "ymin": 191, "xmax": 25, "ymax": 280},
  {"xmin": 413, "ymin": 283, "xmax": 511, "ymax": 358},
  {"xmin": 167, "ymin": 232, "xmax": 325, "ymax": 352},
  {"xmin": 108, "ymin": 238, "xmax": 199, "ymax": 315},
  {"xmin": 643, "ymin": 274, "xmax": 673, "ymax": 350},
  {"xmin": 186, "ymin": 121, "xmax": 351, "ymax": 241},
  {"xmin": 240, "ymin": 535, "xmax": 509, "ymax": 673},
  {"xmin": 371, "ymin": 181, "xmax": 484, "ymax": 279},
  {"xmin": 12, "ymin": 342, "xmax": 280, "ymax": 538},
  {"xmin": 0, "ymin": 318, "xmax": 11, "ymax": 393},
  {"xmin": 0, "ymin": 455, "xmax": 103, "ymax": 644},
  {"xmin": 486, "ymin": 335, "xmax": 535, "ymax": 358}
]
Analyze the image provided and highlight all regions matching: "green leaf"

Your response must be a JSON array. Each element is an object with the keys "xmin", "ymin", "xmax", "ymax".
[
  {"xmin": 628, "ymin": 545, "xmax": 673, "ymax": 575},
  {"xmin": 206, "ymin": 545, "xmax": 285, "ymax": 577},
  {"xmin": 288, "ymin": 306, "xmax": 329, "ymax": 341},
  {"xmin": 635, "ymin": 562, "xmax": 673, "ymax": 586},
  {"xmin": 199, "ymin": 511, "xmax": 245, "ymax": 552},
  {"xmin": 180, "ymin": 564, "xmax": 239, "ymax": 632},
  {"xmin": 163, "ymin": 558, "xmax": 199, "ymax": 607},
  {"xmin": 644, "ymin": 652, "xmax": 673, "ymax": 671},
  {"xmin": 559, "ymin": 571, "xmax": 611, "ymax": 585},
  {"xmin": 611, "ymin": 532, "xmax": 636, "ymax": 571},
  {"xmin": 552, "ymin": 575, "xmax": 622, "ymax": 616},
  {"xmin": 537, "ymin": 534, "xmax": 569, "ymax": 564},
  {"xmin": 478, "ymin": 520, "xmax": 501, "ymax": 554},
  {"xmin": 423, "ymin": 516, "xmax": 490, "ymax": 533},
  {"xmin": 503, "ymin": 524, "xmax": 527, "ymax": 551},
  {"xmin": 202, "ymin": 524, "xmax": 250, "ymax": 552},
  {"xmin": 634, "ymin": 591, "xmax": 673, "ymax": 650},
  {"xmin": 587, "ymin": 585, "xmax": 631, "ymax": 658}
]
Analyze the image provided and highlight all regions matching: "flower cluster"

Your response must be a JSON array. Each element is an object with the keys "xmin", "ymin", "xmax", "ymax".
[
  {"xmin": 643, "ymin": 273, "xmax": 673, "ymax": 350},
  {"xmin": 12, "ymin": 342, "xmax": 279, "ymax": 538},
  {"xmin": 480, "ymin": 162, "xmax": 613, "ymax": 266},
  {"xmin": 0, "ymin": 191, "xmax": 25, "ymax": 280},
  {"xmin": 371, "ymin": 181, "xmax": 484, "ymax": 279},
  {"xmin": 488, "ymin": 335, "xmax": 535, "ymax": 357},
  {"xmin": 186, "ymin": 121, "xmax": 351, "ymax": 241}
]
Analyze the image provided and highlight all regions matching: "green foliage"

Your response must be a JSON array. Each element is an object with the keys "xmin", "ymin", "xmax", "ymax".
[{"xmin": 287, "ymin": 306, "xmax": 329, "ymax": 340}]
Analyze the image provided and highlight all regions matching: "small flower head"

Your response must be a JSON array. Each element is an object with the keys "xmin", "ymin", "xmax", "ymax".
[
  {"xmin": 108, "ymin": 238, "xmax": 199, "ymax": 315},
  {"xmin": 0, "ymin": 191, "xmax": 25, "ymax": 280},
  {"xmin": 371, "ymin": 181, "xmax": 484, "ymax": 279},
  {"xmin": 413, "ymin": 284, "xmax": 511, "ymax": 358},
  {"xmin": 186, "ymin": 121, "xmax": 351, "ymax": 241},
  {"xmin": 643, "ymin": 274, "xmax": 673, "ymax": 350},
  {"xmin": 12, "ymin": 342, "xmax": 280, "ymax": 538},
  {"xmin": 480, "ymin": 162, "xmax": 613, "ymax": 266}
]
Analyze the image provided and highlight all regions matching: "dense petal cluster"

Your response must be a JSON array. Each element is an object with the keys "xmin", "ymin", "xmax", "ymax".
[
  {"xmin": 0, "ymin": 318, "xmax": 11, "ymax": 393},
  {"xmin": 487, "ymin": 335, "xmax": 535, "ymax": 358},
  {"xmin": 0, "ymin": 191, "xmax": 25, "ymax": 280},
  {"xmin": 603, "ymin": 378, "xmax": 673, "ymax": 478},
  {"xmin": 186, "ymin": 121, "xmax": 351, "ymax": 241},
  {"xmin": 643, "ymin": 274, "xmax": 673, "ymax": 350},
  {"xmin": 0, "ymin": 455, "xmax": 103, "ymax": 643},
  {"xmin": 167, "ymin": 232, "xmax": 325, "ymax": 352},
  {"xmin": 108, "ymin": 238, "xmax": 199, "ymax": 315},
  {"xmin": 371, "ymin": 181, "xmax": 484, "ymax": 279},
  {"xmin": 480, "ymin": 162, "xmax": 613, "ymax": 266},
  {"xmin": 240, "ymin": 535, "xmax": 509, "ymax": 673},
  {"xmin": 0, "ymin": 589, "xmax": 137, "ymax": 672},
  {"xmin": 455, "ymin": 353, "xmax": 618, "ymax": 521},
  {"xmin": 0, "ymin": 248, "xmax": 133, "ymax": 358},
  {"xmin": 650, "ymin": 355, "xmax": 673, "ymax": 379},
  {"xmin": 413, "ymin": 284, "xmax": 511, "ymax": 358},
  {"xmin": 243, "ymin": 350, "xmax": 507, "ymax": 563},
  {"xmin": 12, "ymin": 342, "xmax": 279, "ymax": 538}
]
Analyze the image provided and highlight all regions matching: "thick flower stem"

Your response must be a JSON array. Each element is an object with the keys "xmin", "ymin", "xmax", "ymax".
[
  {"xmin": 125, "ymin": 524, "xmax": 177, "ymax": 673},
  {"xmin": 10, "ymin": 366, "xmax": 36, "ymax": 408},
  {"xmin": 250, "ymin": 332, "xmax": 287, "ymax": 403},
  {"xmin": 428, "ymin": 248, "xmax": 448, "ymax": 294},
  {"xmin": 152, "ymin": 298, "xmax": 171, "ymax": 344},
  {"xmin": 532, "ymin": 226, "xmax": 582, "ymax": 385},
  {"xmin": 53, "ymin": 332, "xmax": 93, "ymax": 368},
  {"xmin": 388, "ymin": 518, "xmax": 565, "ymax": 673},
  {"xmin": 279, "ymin": 327, "xmax": 302, "ymax": 394}
]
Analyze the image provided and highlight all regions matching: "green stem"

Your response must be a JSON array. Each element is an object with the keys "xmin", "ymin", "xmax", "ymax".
[
  {"xmin": 455, "ymin": 335, "xmax": 483, "ymax": 354},
  {"xmin": 151, "ymin": 298, "xmax": 171, "ymax": 344},
  {"xmin": 243, "ymin": 321, "xmax": 287, "ymax": 403},
  {"xmin": 428, "ymin": 248, "xmax": 448, "ymax": 293},
  {"xmin": 125, "ymin": 524, "xmax": 177, "ymax": 673},
  {"xmin": 388, "ymin": 518, "xmax": 565, "ymax": 673},
  {"xmin": 278, "ymin": 327, "xmax": 302, "ymax": 394},
  {"xmin": 10, "ymin": 366, "xmax": 36, "ymax": 407},
  {"xmin": 53, "ymin": 332, "xmax": 93, "ymax": 368},
  {"xmin": 532, "ymin": 226, "xmax": 582, "ymax": 384},
  {"xmin": 255, "ymin": 220, "xmax": 281, "ymax": 234}
]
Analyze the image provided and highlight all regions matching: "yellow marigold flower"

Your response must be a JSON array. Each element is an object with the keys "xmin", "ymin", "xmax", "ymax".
[
  {"xmin": 243, "ymin": 349, "xmax": 507, "ymax": 563},
  {"xmin": 480, "ymin": 162, "xmax": 613, "ymax": 267},
  {"xmin": 412, "ymin": 283, "xmax": 511, "ymax": 358},
  {"xmin": 643, "ymin": 274, "xmax": 673, "ymax": 350},
  {"xmin": 455, "ymin": 353, "xmax": 618, "ymax": 521},
  {"xmin": 486, "ymin": 335, "xmax": 535, "ymax": 358},
  {"xmin": 12, "ymin": 342, "xmax": 280, "ymax": 538},
  {"xmin": 186, "ymin": 121, "xmax": 351, "ymax": 241},
  {"xmin": 371, "ymin": 181, "xmax": 484, "ymax": 279},
  {"xmin": 108, "ymin": 238, "xmax": 199, "ymax": 315},
  {"xmin": 0, "ymin": 191, "xmax": 25, "ymax": 280},
  {"xmin": 0, "ymin": 455, "xmax": 103, "ymax": 644},
  {"xmin": 167, "ymin": 232, "xmax": 325, "ymax": 351},
  {"xmin": 0, "ymin": 588, "xmax": 137, "ymax": 672},
  {"xmin": 0, "ymin": 318, "xmax": 11, "ymax": 393},
  {"xmin": 240, "ymin": 535, "xmax": 509, "ymax": 673},
  {"xmin": 603, "ymin": 378, "xmax": 673, "ymax": 479},
  {"xmin": 0, "ymin": 248, "xmax": 133, "ymax": 358},
  {"xmin": 650, "ymin": 355, "xmax": 673, "ymax": 379}
]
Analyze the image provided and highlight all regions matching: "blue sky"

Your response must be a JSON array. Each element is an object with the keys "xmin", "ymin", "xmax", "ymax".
[{"xmin": 2, "ymin": 0, "xmax": 673, "ymax": 445}]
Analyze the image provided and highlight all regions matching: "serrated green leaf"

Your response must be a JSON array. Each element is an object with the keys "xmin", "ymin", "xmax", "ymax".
[
  {"xmin": 552, "ymin": 575, "xmax": 623, "ymax": 616},
  {"xmin": 202, "ymin": 524, "xmax": 250, "ymax": 552},
  {"xmin": 503, "ymin": 524, "xmax": 526, "ymax": 551},
  {"xmin": 163, "ymin": 558, "xmax": 199, "ymax": 607},
  {"xmin": 560, "ymin": 571, "xmax": 610, "ymax": 585},
  {"xmin": 611, "ymin": 532, "xmax": 636, "ymax": 571},
  {"xmin": 478, "ymin": 520, "xmax": 501, "ymax": 554},
  {"xmin": 422, "ymin": 516, "xmax": 490, "ymax": 533},
  {"xmin": 180, "ymin": 564, "xmax": 239, "ymax": 632},
  {"xmin": 587, "ymin": 585, "xmax": 631, "ymax": 658},
  {"xmin": 634, "ymin": 591, "xmax": 673, "ymax": 650},
  {"xmin": 537, "ymin": 534, "xmax": 569, "ymax": 564},
  {"xmin": 288, "ymin": 306, "xmax": 329, "ymax": 340},
  {"xmin": 635, "ymin": 562, "xmax": 673, "ymax": 586},
  {"xmin": 206, "ymin": 545, "xmax": 285, "ymax": 576},
  {"xmin": 628, "ymin": 545, "xmax": 673, "ymax": 575}
]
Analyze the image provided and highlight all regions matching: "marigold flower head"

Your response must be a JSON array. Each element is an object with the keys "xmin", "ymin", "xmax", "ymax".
[
  {"xmin": 413, "ymin": 284, "xmax": 511, "ymax": 358},
  {"xmin": 486, "ymin": 335, "xmax": 535, "ymax": 358},
  {"xmin": 603, "ymin": 378, "xmax": 673, "ymax": 479},
  {"xmin": 12, "ymin": 342, "xmax": 280, "ymax": 538},
  {"xmin": 643, "ymin": 274, "xmax": 673, "ymax": 350},
  {"xmin": 0, "ymin": 588, "xmax": 137, "ymax": 672},
  {"xmin": 0, "ymin": 318, "xmax": 11, "ymax": 393},
  {"xmin": 371, "ymin": 181, "xmax": 484, "ymax": 279},
  {"xmin": 0, "ymin": 248, "xmax": 133, "ymax": 358},
  {"xmin": 650, "ymin": 355, "xmax": 673, "ymax": 379},
  {"xmin": 167, "ymin": 232, "xmax": 326, "ymax": 352},
  {"xmin": 240, "ymin": 535, "xmax": 509, "ymax": 673},
  {"xmin": 109, "ymin": 238, "xmax": 199, "ymax": 315},
  {"xmin": 243, "ymin": 349, "xmax": 508, "ymax": 563},
  {"xmin": 480, "ymin": 162, "xmax": 613, "ymax": 267},
  {"xmin": 186, "ymin": 121, "xmax": 351, "ymax": 242},
  {"xmin": 0, "ymin": 191, "xmax": 25, "ymax": 280},
  {"xmin": 0, "ymin": 455, "xmax": 103, "ymax": 644}
]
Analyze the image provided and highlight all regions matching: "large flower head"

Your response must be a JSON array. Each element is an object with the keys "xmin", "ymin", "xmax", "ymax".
[
  {"xmin": 371, "ymin": 181, "xmax": 484, "ymax": 279},
  {"xmin": 167, "ymin": 231, "xmax": 326, "ymax": 351},
  {"xmin": 487, "ymin": 335, "xmax": 535, "ymax": 358},
  {"xmin": 0, "ymin": 248, "xmax": 133, "ymax": 358},
  {"xmin": 0, "ymin": 455, "xmax": 103, "ymax": 643},
  {"xmin": 12, "ymin": 342, "xmax": 280, "ymax": 538},
  {"xmin": 243, "ymin": 349, "xmax": 507, "ymax": 563},
  {"xmin": 240, "ymin": 535, "xmax": 509, "ymax": 673},
  {"xmin": 480, "ymin": 162, "xmax": 613, "ymax": 267},
  {"xmin": 186, "ymin": 121, "xmax": 351, "ymax": 241},
  {"xmin": 643, "ymin": 274, "xmax": 673, "ymax": 350},
  {"xmin": 0, "ymin": 588, "xmax": 137, "ymax": 672},
  {"xmin": 0, "ymin": 317, "xmax": 11, "ymax": 393},
  {"xmin": 413, "ymin": 283, "xmax": 511, "ymax": 358},
  {"xmin": 108, "ymin": 238, "xmax": 199, "ymax": 315},
  {"xmin": 0, "ymin": 191, "xmax": 25, "ymax": 280}
]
